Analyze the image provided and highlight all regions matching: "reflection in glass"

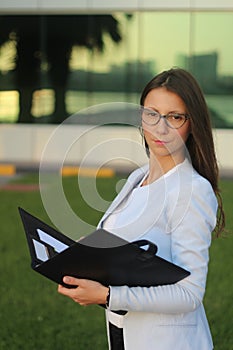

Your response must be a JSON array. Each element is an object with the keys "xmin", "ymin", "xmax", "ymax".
[{"xmin": 0, "ymin": 12, "xmax": 232, "ymax": 128}]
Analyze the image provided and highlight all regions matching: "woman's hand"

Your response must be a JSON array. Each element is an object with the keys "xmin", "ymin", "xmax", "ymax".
[{"xmin": 58, "ymin": 276, "xmax": 109, "ymax": 306}]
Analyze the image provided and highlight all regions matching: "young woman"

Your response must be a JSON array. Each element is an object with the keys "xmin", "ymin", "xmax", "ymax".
[{"xmin": 58, "ymin": 68, "xmax": 225, "ymax": 349}]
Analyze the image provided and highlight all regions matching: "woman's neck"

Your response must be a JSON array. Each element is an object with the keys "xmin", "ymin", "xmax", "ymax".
[{"xmin": 144, "ymin": 153, "xmax": 185, "ymax": 185}]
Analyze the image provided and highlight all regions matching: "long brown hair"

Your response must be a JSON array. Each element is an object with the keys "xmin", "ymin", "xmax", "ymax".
[{"xmin": 140, "ymin": 68, "xmax": 225, "ymax": 236}]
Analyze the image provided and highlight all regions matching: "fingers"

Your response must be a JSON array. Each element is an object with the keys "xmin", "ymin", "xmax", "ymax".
[
  {"xmin": 58, "ymin": 277, "xmax": 108, "ymax": 306},
  {"xmin": 57, "ymin": 283, "xmax": 75, "ymax": 297},
  {"xmin": 57, "ymin": 276, "xmax": 84, "ymax": 298},
  {"xmin": 62, "ymin": 276, "xmax": 93, "ymax": 288},
  {"xmin": 63, "ymin": 276, "xmax": 79, "ymax": 285},
  {"xmin": 57, "ymin": 276, "xmax": 79, "ymax": 298},
  {"xmin": 57, "ymin": 279, "xmax": 85, "ymax": 305}
]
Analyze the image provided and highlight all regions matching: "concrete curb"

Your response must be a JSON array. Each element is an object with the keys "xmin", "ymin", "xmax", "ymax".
[
  {"xmin": 0, "ymin": 163, "xmax": 116, "ymax": 178},
  {"xmin": 0, "ymin": 162, "xmax": 232, "ymax": 179},
  {"xmin": 0, "ymin": 164, "xmax": 16, "ymax": 176}
]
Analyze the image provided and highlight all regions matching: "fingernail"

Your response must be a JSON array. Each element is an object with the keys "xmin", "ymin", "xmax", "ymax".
[{"xmin": 64, "ymin": 276, "xmax": 70, "ymax": 283}]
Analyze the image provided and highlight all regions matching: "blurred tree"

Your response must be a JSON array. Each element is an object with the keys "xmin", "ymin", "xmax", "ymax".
[{"xmin": 0, "ymin": 15, "xmax": 122, "ymax": 123}]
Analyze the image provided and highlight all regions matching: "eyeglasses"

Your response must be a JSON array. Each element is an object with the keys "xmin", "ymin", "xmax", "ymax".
[{"xmin": 141, "ymin": 107, "xmax": 190, "ymax": 129}]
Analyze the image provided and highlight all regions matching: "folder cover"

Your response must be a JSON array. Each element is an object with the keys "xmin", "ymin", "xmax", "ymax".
[{"xmin": 19, "ymin": 207, "xmax": 190, "ymax": 289}]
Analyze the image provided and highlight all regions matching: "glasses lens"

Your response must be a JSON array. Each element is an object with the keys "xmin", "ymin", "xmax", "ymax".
[
  {"xmin": 142, "ymin": 108, "xmax": 160, "ymax": 125},
  {"xmin": 166, "ymin": 114, "xmax": 186, "ymax": 128}
]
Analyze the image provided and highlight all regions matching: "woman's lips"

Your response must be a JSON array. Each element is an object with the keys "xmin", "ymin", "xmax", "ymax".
[{"xmin": 153, "ymin": 139, "xmax": 168, "ymax": 146}]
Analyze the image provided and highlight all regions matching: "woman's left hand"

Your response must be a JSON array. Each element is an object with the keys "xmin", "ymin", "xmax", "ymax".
[{"xmin": 58, "ymin": 276, "xmax": 109, "ymax": 306}]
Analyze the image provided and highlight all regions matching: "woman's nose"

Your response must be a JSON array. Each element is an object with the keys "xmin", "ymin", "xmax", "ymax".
[{"xmin": 154, "ymin": 116, "xmax": 169, "ymax": 135}]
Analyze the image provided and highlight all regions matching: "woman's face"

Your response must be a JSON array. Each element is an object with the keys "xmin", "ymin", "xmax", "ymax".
[{"xmin": 142, "ymin": 87, "xmax": 191, "ymax": 163}]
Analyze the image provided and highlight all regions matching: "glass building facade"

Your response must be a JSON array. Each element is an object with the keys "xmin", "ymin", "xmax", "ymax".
[{"xmin": 0, "ymin": 11, "xmax": 232, "ymax": 127}]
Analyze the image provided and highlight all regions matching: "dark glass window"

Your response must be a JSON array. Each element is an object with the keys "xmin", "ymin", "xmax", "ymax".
[{"xmin": 0, "ymin": 12, "xmax": 232, "ymax": 127}]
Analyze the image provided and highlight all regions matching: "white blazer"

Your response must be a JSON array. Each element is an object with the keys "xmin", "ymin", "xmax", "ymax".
[{"xmin": 98, "ymin": 159, "xmax": 217, "ymax": 350}]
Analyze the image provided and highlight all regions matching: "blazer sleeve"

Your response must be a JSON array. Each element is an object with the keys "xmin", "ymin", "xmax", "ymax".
[{"xmin": 108, "ymin": 177, "xmax": 218, "ymax": 314}]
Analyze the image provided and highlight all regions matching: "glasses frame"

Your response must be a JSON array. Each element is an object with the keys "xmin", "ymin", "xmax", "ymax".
[{"xmin": 141, "ymin": 107, "xmax": 190, "ymax": 129}]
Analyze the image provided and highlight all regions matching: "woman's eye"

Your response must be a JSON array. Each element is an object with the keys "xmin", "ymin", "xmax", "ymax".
[
  {"xmin": 170, "ymin": 114, "xmax": 183, "ymax": 120},
  {"xmin": 146, "ymin": 110, "xmax": 157, "ymax": 117}
]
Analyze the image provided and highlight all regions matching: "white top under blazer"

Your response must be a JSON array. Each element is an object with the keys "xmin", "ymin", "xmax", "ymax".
[{"xmin": 98, "ymin": 158, "xmax": 218, "ymax": 350}]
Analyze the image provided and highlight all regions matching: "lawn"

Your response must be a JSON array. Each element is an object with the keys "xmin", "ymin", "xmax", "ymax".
[{"xmin": 0, "ymin": 173, "xmax": 232, "ymax": 350}]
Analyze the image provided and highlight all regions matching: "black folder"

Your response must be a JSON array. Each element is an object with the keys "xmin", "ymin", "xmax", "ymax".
[{"xmin": 19, "ymin": 207, "xmax": 190, "ymax": 289}]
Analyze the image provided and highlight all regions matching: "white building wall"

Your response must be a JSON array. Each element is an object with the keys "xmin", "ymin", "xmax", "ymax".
[
  {"xmin": 0, "ymin": 124, "xmax": 232, "ymax": 176},
  {"xmin": 0, "ymin": 1, "xmax": 232, "ymax": 176}
]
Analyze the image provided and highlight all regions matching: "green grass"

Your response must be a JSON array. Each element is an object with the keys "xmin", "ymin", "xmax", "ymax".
[
  {"xmin": 205, "ymin": 180, "xmax": 233, "ymax": 349},
  {"xmin": 0, "ymin": 174, "xmax": 232, "ymax": 349}
]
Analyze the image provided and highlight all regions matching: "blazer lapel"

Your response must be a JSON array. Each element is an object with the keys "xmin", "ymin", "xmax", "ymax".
[{"xmin": 98, "ymin": 165, "xmax": 148, "ymax": 228}]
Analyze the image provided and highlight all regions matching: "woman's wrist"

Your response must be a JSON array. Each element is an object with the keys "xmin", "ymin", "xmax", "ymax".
[{"xmin": 105, "ymin": 286, "xmax": 110, "ymax": 307}]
